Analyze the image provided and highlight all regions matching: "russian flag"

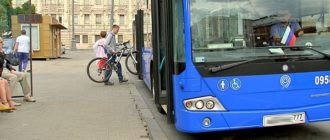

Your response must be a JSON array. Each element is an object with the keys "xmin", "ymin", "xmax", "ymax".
[{"xmin": 281, "ymin": 26, "xmax": 296, "ymax": 46}]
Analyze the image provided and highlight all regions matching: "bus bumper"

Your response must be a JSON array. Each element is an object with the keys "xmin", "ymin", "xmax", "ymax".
[{"xmin": 175, "ymin": 103, "xmax": 330, "ymax": 133}]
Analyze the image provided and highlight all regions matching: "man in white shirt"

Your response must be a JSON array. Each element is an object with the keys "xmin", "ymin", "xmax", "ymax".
[{"xmin": 14, "ymin": 30, "xmax": 30, "ymax": 72}]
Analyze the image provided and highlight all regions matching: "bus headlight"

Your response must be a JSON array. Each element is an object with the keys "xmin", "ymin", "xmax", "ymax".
[
  {"xmin": 206, "ymin": 100, "xmax": 215, "ymax": 109},
  {"xmin": 183, "ymin": 96, "xmax": 226, "ymax": 111},
  {"xmin": 185, "ymin": 101, "xmax": 193, "ymax": 108},
  {"xmin": 195, "ymin": 100, "xmax": 204, "ymax": 109}
]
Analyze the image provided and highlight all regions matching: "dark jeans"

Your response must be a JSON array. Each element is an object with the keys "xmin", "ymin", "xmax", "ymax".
[
  {"xmin": 104, "ymin": 54, "xmax": 124, "ymax": 83},
  {"xmin": 17, "ymin": 52, "xmax": 29, "ymax": 72}
]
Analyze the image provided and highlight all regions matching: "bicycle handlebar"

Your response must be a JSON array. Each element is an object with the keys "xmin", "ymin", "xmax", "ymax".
[{"xmin": 117, "ymin": 40, "xmax": 130, "ymax": 46}]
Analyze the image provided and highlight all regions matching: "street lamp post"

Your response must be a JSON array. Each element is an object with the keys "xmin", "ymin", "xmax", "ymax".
[
  {"xmin": 29, "ymin": 0, "xmax": 34, "ymax": 96},
  {"xmin": 71, "ymin": 0, "xmax": 76, "ymax": 51},
  {"xmin": 110, "ymin": 0, "xmax": 114, "ymax": 28}
]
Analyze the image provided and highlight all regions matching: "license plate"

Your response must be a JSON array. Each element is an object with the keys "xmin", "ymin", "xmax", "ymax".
[{"xmin": 263, "ymin": 112, "xmax": 306, "ymax": 127}]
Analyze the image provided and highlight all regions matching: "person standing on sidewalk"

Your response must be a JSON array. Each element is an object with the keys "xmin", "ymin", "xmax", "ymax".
[
  {"xmin": 93, "ymin": 31, "xmax": 108, "ymax": 58},
  {"xmin": 103, "ymin": 25, "xmax": 128, "ymax": 85},
  {"xmin": 0, "ymin": 38, "xmax": 36, "ymax": 103},
  {"xmin": 13, "ymin": 30, "xmax": 30, "ymax": 72}
]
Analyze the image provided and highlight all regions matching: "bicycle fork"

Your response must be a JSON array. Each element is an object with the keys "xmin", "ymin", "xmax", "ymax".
[{"xmin": 130, "ymin": 51, "xmax": 138, "ymax": 64}]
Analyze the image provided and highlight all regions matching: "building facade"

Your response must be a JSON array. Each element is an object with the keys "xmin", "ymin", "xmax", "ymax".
[{"xmin": 12, "ymin": 0, "xmax": 150, "ymax": 49}]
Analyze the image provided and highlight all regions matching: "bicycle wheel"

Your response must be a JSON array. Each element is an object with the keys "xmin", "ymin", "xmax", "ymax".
[
  {"xmin": 87, "ymin": 57, "xmax": 109, "ymax": 83},
  {"xmin": 125, "ymin": 52, "xmax": 139, "ymax": 75}
]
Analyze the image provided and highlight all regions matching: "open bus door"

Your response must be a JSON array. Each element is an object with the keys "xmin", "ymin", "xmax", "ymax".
[
  {"xmin": 151, "ymin": 0, "xmax": 174, "ymax": 123},
  {"xmin": 134, "ymin": 10, "xmax": 143, "ymax": 80},
  {"xmin": 134, "ymin": 0, "xmax": 174, "ymax": 123}
]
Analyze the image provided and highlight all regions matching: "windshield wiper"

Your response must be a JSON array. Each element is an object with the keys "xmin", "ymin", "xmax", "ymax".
[
  {"xmin": 268, "ymin": 46, "xmax": 330, "ymax": 60},
  {"xmin": 208, "ymin": 54, "xmax": 313, "ymax": 73},
  {"xmin": 305, "ymin": 47, "xmax": 330, "ymax": 60},
  {"xmin": 209, "ymin": 58, "xmax": 263, "ymax": 73},
  {"xmin": 193, "ymin": 46, "xmax": 245, "ymax": 52},
  {"xmin": 209, "ymin": 46, "xmax": 330, "ymax": 73}
]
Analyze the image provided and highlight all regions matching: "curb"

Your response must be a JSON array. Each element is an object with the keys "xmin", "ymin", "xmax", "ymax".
[{"xmin": 129, "ymin": 83, "xmax": 168, "ymax": 140}]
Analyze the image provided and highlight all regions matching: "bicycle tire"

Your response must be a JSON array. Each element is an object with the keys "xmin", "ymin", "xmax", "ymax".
[
  {"xmin": 125, "ymin": 52, "xmax": 139, "ymax": 75},
  {"xmin": 87, "ymin": 57, "xmax": 109, "ymax": 83}
]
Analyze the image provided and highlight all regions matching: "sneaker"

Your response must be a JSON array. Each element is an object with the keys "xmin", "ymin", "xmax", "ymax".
[
  {"xmin": 23, "ymin": 96, "xmax": 36, "ymax": 102},
  {"xmin": 119, "ymin": 79, "xmax": 128, "ymax": 83},
  {"xmin": 104, "ymin": 81, "xmax": 114, "ymax": 85}
]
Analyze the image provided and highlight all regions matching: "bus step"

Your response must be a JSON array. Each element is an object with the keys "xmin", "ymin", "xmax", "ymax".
[
  {"xmin": 159, "ymin": 90, "xmax": 168, "ymax": 104},
  {"xmin": 161, "ymin": 90, "xmax": 167, "ymax": 96},
  {"xmin": 161, "ymin": 105, "xmax": 167, "ymax": 113}
]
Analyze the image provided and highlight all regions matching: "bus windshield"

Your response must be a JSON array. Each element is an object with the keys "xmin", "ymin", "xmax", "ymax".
[{"xmin": 190, "ymin": 0, "xmax": 330, "ymax": 62}]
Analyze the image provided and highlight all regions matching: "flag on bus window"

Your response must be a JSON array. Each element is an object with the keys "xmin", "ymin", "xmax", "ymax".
[{"xmin": 281, "ymin": 26, "xmax": 296, "ymax": 46}]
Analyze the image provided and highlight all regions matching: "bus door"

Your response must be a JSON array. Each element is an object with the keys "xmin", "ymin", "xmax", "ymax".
[
  {"xmin": 151, "ymin": 0, "xmax": 174, "ymax": 122},
  {"xmin": 134, "ymin": 10, "xmax": 144, "ymax": 80},
  {"xmin": 151, "ymin": 0, "xmax": 168, "ymax": 113},
  {"xmin": 133, "ymin": 0, "xmax": 170, "ymax": 116}
]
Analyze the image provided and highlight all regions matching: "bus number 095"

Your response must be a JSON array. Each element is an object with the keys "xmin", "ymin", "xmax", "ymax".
[{"xmin": 315, "ymin": 76, "xmax": 330, "ymax": 85}]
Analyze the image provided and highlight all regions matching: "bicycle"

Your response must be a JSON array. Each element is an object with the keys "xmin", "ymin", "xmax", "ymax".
[{"xmin": 87, "ymin": 41, "xmax": 139, "ymax": 83}]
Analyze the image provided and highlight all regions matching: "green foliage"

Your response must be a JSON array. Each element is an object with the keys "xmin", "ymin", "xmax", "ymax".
[
  {"xmin": 0, "ymin": 0, "xmax": 12, "ymax": 32},
  {"xmin": 0, "ymin": 0, "xmax": 12, "ymax": 8},
  {"xmin": 13, "ymin": 2, "xmax": 36, "ymax": 14},
  {"xmin": 0, "ymin": 0, "xmax": 36, "ymax": 32}
]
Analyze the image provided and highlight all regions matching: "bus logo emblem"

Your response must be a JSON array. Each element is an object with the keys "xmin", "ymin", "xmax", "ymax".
[
  {"xmin": 230, "ymin": 78, "xmax": 242, "ymax": 90},
  {"xmin": 280, "ymin": 75, "xmax": 291, "ymax": 88},
  {"xmin": 218, "ymin": 79, "xmax": 229, "ymax": 91}
]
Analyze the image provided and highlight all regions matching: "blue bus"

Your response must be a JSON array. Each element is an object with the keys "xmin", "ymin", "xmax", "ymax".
[{"xmin": 134, "ymin": 0, "xmax": 330, "ymax": 133}]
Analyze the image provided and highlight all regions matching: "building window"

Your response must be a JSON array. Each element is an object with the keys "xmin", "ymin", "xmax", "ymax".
[
  {"xmin": 74, "ymin": 15, "xmax": 78, "ymax": 24},
  {"xmin": 95, "ymin": 35, "xmax": 101, "ymax": 41},
  {"xmin": 59, "ymin": 16, "xmax": 62, "ymax": 23},
  {"xmin": 84, "ymin": 0, "xmax": 89, "ymax": 5},
  {"xmin": 119, "ymin": 0, "xmax": 125, "ymax": 5},
  {"xmin": 21, "ymin": 25, "xmax": 40, "ymax": 51},
  {"xmin": 84, "ymin": 14, "xmax": 90, "ymax": 24},
  {"xmin": 83, "ymin": 35, "xmax": 88, "ymax": 43},
  {"xmin": 119, "ymin": 15, "xmax": 125, "ymax": 25},
  {"xmin": 96, "ymin": 14, "xmax": 102, "ymax": 24},
  {"xmin": 144, "ymin": 14, "xmax": 150, "ymax": 24},
  {"xmin": 75, "ymin": 35, "xmax": 80, "ymax": 43},
  {"xmin": 95, "ymin": 0, "xmax": 101, "ymax": 5},
  {"xmin": 51, "ymin": 14, "xmax": 56, "ymax": 19},
  {"xmin": 118, "ymin": 35, "xmax": 123, "ymax": 43},
  {"xmin": 144, "ymin": 34, "xmax": 147, "ymax": 41}
]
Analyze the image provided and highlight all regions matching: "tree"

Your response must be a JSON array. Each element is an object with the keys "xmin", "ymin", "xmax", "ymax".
[
  {"xmin": 0, "ymin": 0, "xmax": 36, "ymax": 33},
  {"xmin": 0, "ymin": 0, "xmax": 12, "ymax": 32},
  {"xmin": 13, "ymin": 2, "xmax": 36, "ymax": 15}
]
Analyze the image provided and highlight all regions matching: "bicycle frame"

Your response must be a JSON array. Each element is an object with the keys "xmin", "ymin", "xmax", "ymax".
[
  {"xmin": 105, "ymin": 44, "xmax": 137, "ymax": 68},
  {"xmin": 86, "ymin": 41, "xmax": 139, "ymax": 83}
]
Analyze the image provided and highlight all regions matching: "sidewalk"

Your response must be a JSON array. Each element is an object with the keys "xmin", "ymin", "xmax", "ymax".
[{"xmin": 0, "ymin": 50, "xmax": 149, "ymax": 140}]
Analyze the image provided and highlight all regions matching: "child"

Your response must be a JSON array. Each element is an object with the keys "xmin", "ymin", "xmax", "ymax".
[{"xmin": 93, "ymin": 31, "xmax": 108, "ymax": 58}]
